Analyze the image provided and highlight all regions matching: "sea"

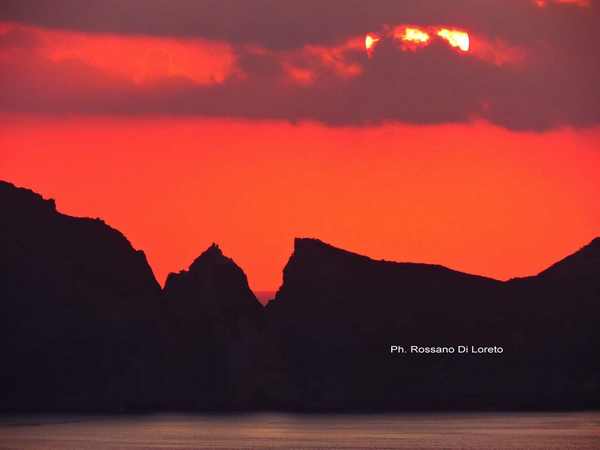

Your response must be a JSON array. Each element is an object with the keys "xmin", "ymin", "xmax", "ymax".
[{"xmin": 1, "ymin": 412, "xmax": 599, "ymax": 449}]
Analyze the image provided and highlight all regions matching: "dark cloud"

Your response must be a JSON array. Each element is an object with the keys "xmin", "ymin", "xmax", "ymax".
[
  {"xmin": 0, "ymin": 1, "xmax": 599, "ymax": 130},
  {"xmin": 1, "ymin": 0, "xmax": 598, "ymax": 50}
]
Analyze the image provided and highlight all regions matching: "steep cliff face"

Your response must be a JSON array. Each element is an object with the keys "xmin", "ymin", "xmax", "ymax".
[
  {"xmin": 266, "ymin": 237, "xmax": 600, "ymax": 410},
  {"xmin": 281, "ymin": 237, "xmax": 501, "ymax": 298},
  {"xmin": 0, "ymin": 181, "xmax": 162, "ymax": 411},
  {"xmin": 268, "ymin": 237, "xmax": 505, "ymax": 341},
  {"xmin": 0, "ymin": 182, "xmax": 161, "ymax": 302},
  {"xmin": 160, "ymin": 244, "xmax": 266, "ymax": 409}
]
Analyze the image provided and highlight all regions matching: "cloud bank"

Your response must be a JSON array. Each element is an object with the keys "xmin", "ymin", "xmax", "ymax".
[{"xmin": 0, "ymin": 0, "xmax": 599, "ymax": 130}]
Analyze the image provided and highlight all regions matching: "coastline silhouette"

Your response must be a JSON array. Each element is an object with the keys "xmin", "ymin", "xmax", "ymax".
[{"xmin": 1, "ymin": 180, "xmax": 598, "ymax": 412}]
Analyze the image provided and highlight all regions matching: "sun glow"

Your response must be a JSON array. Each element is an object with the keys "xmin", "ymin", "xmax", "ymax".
[
  {"xmin": 403, "ymin": 28, "xmax": 430, "ymax": 43},
  {"xmin": 437, "ymin": 28, "xmax": 470, "ymax": 52},
  {"xmin": 395, "ymin": 26, "xmax": 431, "ymax": 50},
  {"xmin": 366, "ymin": 25, "xmax": 470, "ymax": 56},
  {"xmin": 365, "ymin": 33, "xmax": 381, "ymax": 56}
]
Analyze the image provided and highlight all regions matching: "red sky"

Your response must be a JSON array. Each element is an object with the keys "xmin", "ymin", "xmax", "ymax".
[
  {"xmin": 2, "ymin": 116, "xmax": 599, "ymax": 291},
  {"xmin": 1, "ymin": 1, "xmax": 599, "ymax": 293}
]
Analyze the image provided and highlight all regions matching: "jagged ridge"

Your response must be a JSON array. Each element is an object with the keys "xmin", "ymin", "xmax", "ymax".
[{"xmin": 1, "ymin": 180, "xmax": 599, "ymax": 412}]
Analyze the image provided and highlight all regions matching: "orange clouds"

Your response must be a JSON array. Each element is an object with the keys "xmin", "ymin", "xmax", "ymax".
[
  {"xmin": 0, "ymin": 22, "xmax": 235, "ymax": 85},
  {"xmin": 0, "ymin": 19, "xmax": 525, "ymax": 92},
  {"xmin": 0, "ymin": 21, "xmax": 363, "ymax": 89}
]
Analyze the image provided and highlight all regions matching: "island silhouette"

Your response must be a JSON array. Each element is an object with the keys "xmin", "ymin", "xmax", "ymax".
[{"xmin": 1, "ymin": 180, "xmax": 598, "ymax": 412}]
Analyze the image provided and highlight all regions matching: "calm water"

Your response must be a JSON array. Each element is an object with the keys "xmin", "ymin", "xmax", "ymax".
[{"xmin": 1, "ymin": 412, "xmax": 599, "ymax": 449}]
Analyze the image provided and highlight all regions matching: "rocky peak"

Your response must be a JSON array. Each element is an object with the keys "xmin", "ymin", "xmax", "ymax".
[
  {"xmin": 163, "ymin": 243, "xmax": 262, "ymax": 316},
  {"xmin": 188, "ymin": 242, "xmax": 229, "ymax": 270}
]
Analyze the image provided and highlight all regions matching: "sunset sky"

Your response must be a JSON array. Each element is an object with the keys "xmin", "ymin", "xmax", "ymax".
[{"xmin": 1, "ymin": 0, "xmax": 599, "ymax": 293}]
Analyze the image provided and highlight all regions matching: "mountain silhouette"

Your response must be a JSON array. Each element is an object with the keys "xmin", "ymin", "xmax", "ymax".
[
  {"xmin": 0, "ymin": 181, "xmax": 162, "ymax": 411},
  {"xmin": 160, "ymin": 243, "xmax": 265, "ymax": 409},
  {"xmin": 1, "ymin": 180, "xmax": 599, "ymax": 411},
  {"xmin": 265, "ymin": 238, "xmax": 600, "ymax": 410}
]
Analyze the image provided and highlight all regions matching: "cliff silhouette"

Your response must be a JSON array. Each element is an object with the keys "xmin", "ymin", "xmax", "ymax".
[
  {"xmin": 0, "ymin": 181, "xmax": 162, "ymax": 411},
  {"xmin": 1, "ymin": 180, "xmax": 599, "ymax": 412},
  {"xmin": 160, "ymin": 242, "xmax": 266, "ymax": 409},
  {"xmin": 266, "ymin": 238, "xmax": 600, "ymax": 410}
]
